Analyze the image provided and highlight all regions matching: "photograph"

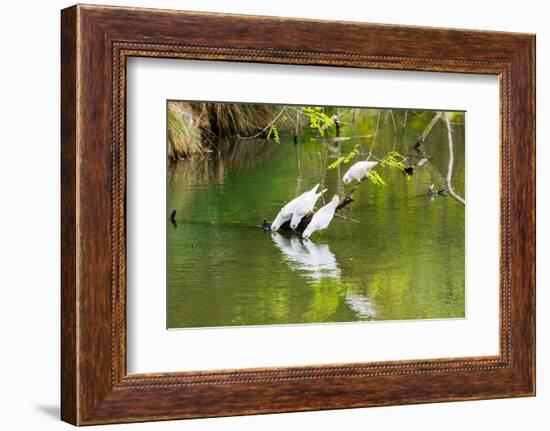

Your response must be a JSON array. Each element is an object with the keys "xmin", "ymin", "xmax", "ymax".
[
  {"xmin": 0, "ymin": 0, "xmax": 541, "ymax": 427},
  {"xmin": 167, "ymin": 101, "xmax": 466, "ymax": 329}
]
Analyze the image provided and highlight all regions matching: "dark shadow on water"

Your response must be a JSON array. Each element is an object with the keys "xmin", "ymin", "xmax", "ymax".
[{"xmin": 35, "ymin": 404, "xmax": 59, "ymax": 420}]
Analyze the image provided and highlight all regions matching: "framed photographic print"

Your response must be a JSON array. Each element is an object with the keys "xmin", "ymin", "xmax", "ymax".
[{"xmin": 61, "ymin": 4, "xmax": 535, "ymax": 425}]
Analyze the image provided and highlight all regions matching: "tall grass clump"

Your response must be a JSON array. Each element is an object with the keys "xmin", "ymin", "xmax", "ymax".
[
  {"xmin": 167, "ymin": 102, "xmax": 204, "ymax": 160},
  {"xmin": 167, "ymin": 101, "xmax": 279, "ymax": 160},
  {"xmin": 198, "ymin": 103, "xmax": 277, "ymax": 139}
]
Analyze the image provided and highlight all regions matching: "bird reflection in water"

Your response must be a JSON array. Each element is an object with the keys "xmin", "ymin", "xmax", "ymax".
[
  {"xmin": 270, "ymin": 232, "xmax": 341, "ymax": 282},
  {"xmin": 345, "ymin": 292, "xmax": 376, "ymax": 319}
]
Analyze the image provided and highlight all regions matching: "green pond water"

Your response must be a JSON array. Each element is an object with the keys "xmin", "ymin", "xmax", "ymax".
[{"xmin": 167, "ymin": 110, "xmax": 465, "ymax": 328}]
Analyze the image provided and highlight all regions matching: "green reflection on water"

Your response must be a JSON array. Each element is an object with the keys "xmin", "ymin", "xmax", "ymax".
[{"xmin": 167, "ymin": 109, "xmax": 465, "ymax": 328}]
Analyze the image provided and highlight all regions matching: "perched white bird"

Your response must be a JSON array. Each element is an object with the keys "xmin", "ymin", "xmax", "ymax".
[
  {"xmin": 342, "ymin": 160, "xmax": 378, "ymax": 184},
  {"xmin": 289, "ymin": 187, "xmax": 327, "ymax": 230},
  {"xmin": 302, "ymin": 195, "xmax": 340, "ymax": 240},
  {"xmin": 271, "ymin": 184, "xmax": 320, "ymax": 231}
]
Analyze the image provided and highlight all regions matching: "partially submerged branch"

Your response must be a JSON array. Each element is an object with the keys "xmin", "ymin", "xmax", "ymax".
[
  {"xmin": 335, "ymin": 213, "xmax": 359, "ymax": 223},
  {"xmin": 414, "ymin": 111, "xmax": 442, "ymax": 148},
  {"xmin": 276, "ymin": 192, "xmax": 357, "ymax": 234},
  {"xmin": 443, "ymin": 113, "xmax": 466, "ymax": 206}
]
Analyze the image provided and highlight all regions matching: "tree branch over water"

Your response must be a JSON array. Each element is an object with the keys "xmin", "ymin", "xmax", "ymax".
[
  {"xmin": 415, "ymin": 111, "xmax": 442, "ymax": 146},
  {"xmin": 367, "ymin": 110, "xmax": 381, "ymax": 159},
  {"xmin": 237, "ymin": 107, "xmax": 287, "ymax": 140},
  {"xmin": 443, "ymin": 112, "xmax": 466, "ymax": 206}
]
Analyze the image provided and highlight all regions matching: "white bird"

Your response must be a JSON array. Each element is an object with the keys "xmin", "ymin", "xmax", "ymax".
[
  {"xmin": 342, "ymin": 160, "xmax": 378, "ymax": 184},
  {"xmin": 289, "ymin": 187, "xmax": 327, "ymax": 230},
  {"xmin": 271, "ymin": 184, "xmax": 320, "ymax": 231},
  {"xmin": 302, "ymin": 195, "xmax": 340, "ymax": 240}
]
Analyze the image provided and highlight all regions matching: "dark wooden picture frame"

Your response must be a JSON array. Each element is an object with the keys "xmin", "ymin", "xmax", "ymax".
[{"xmin": 61, "ymin": 4, "xmax": 535, "ymax": 425}]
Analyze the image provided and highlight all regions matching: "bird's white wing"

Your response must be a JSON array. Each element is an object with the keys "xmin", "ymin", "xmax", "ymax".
[
  {"xmin": 312, "ymin": 206, "xmax": 333, "ymax": 230},
  {"xmin": 358, "ymin": 161, "xmax": 378, "ymax": 179},
  {"xmin": 282, "ymin": 183, "xmax": 318, "ymax": 215},
  {"xmin": 343, "ymin": 161, "xmax": 365, "ymax": 182},
  {"xmin": 271, "ymin": 210, "xmax": 291, "ymax": 231},
  {"xmin": 349, "ymin": 161, "xmax": 366, "ymax": 180},
  {"xmin": 302, "ymin": 196, "xmax": 339, "ymax": 238},
  {"xmin": 344, "ymin": 160, "xmax": 378, "ymax": 182},
  {"xmin": 353, "ymin": 161, "xmax": 374, "ymax": 181},
  {"xmin": 363, "ymin": 160, "xmax": 378, "ymax": 170},
  {"xmin": 274, "ymin": 184, "xmax": 322, "ymax": 230},
  {"xmin": 290, "ymin": 211, "xmax": 303, "ymax": 229},
  {"xmin": 290, "ymin": 189, "xmax": 326, "ymax": 228},
  {"xmin": 279, "ymin": 194, "xmax": 301, "ymax": 217}
]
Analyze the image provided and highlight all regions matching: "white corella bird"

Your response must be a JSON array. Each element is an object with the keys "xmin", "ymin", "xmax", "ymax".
[
  {"xmin": 342, "ymin": 160, "xmax": 378, "ymax": 184},
  {"xmin": 271, "ymin": 184, "xmax": 321, "ymax": 231},
  {"xmin": 302, "ymin": 195, "xmax": 340, "ymax": 240},
  {"xmin": 289, "ymin": 187, "xmax": 327, "ymax": 230}
]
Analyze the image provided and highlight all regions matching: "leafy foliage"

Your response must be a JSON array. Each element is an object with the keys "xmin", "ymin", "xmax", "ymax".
[
  {"xmin": 327, "ymin": 149, "xmax": 408, "ymax": 186},
  {"xmin": 302, "ymin": 107, "xmax": 335, "ymax": 136},
  {"xmin": 380, "ymin": 151, "xmax": 408, "ymax": 173},
  {"xmin": 327, "ymin": 144, "xmax": 360, "ymax": 170},
  {"xmin": 267, "ymin": 124, "xmax": 280, "ymax": 144},
  {"xmin": 366, "ymin": 169, "xmax": 386, "ymax": 185}
]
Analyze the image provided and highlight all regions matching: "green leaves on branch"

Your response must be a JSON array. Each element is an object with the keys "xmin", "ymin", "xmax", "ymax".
[
  {"xmin": 380, "ymin": 151, "xmax": 408, "ymax": 173},
  {"xmin": 366, "ymin": 170, "xmax": 386, "ymax": 185},
  {"xmin": 263, "ymin": 106, "xmax": 335, "ymax": 144},
  {"xmin": 302, "ymin": 107, "xmax": 335, "ymax": 136},
  {"xmin": 327, "ymin": 144, "xmax": 360, "ymax": 170},
  {"xmin": 267, "ymin": 124, "xmax": 280, "ymax": 144},
  {"xmin": 327, "ymin": 148, "xmax": 408, "ymax": 186},
  {"xmin": 365, "ymin": 151, "xmax": 407, "ymax": 185}
]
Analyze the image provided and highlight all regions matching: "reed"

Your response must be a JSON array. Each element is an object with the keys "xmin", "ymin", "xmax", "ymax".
[
  {"xmin": 167, "ymin": 101, "xmax": 278, "ymax": 160},
  {"xmin": 167, "ymin": 103, "xmax": 204, "ymax": 159}
]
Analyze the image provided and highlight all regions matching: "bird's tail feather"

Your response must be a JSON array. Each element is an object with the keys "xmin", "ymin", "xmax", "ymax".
[{"xmin": 315, "ymin": 188, "xmax": 328, "ymax": 199}]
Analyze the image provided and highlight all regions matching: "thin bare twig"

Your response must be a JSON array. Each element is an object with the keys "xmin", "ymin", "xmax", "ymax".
[
  {"xmin": 237, "ymin": 108, "xmax": 286, "ymax": 140},
  {"xmin": 443, "ymin": 113, "xmax": 466, "ymax": 205},
  {"xmin": 389, "ymin": 109, "xmax": 397, "ymax": 132},
  {"xmin": 416, "ymin": 111, "xmax": 442, "ymax": 144},
  {"xmin": 335, "ymin": 213, "xmax": 359, "ymax": 223},
  {"xmin": 367, "ymin": 111, "xmax": 381, "ymax": 160}
]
